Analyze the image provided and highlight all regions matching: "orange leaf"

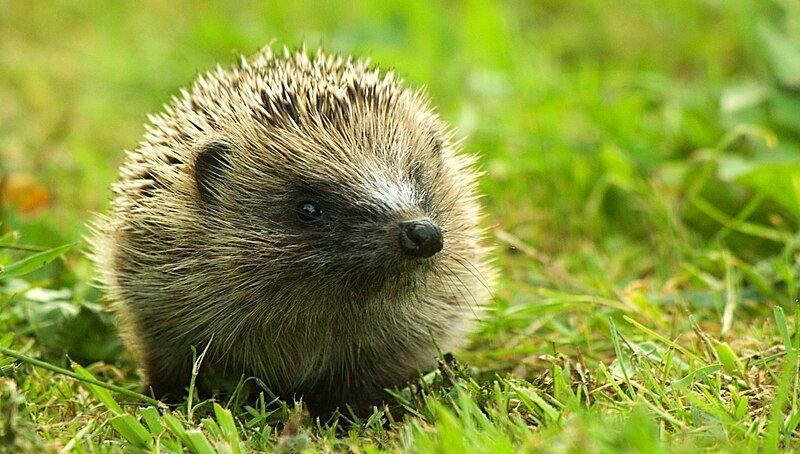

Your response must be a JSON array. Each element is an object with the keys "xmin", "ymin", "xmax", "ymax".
[{"xmin": 1, "ymin": 173, "xmax": 51, "ymax": 216}]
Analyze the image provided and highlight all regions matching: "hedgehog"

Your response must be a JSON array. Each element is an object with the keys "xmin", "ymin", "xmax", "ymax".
[{"xmin": 90, "ymin": 47, "xmax": 494, "ymax": 416}]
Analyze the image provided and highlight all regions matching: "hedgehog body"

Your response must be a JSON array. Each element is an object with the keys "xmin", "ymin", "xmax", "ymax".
[{"xmin": 92, "ymin": 48, "xmax": 493, "ymax": 415}]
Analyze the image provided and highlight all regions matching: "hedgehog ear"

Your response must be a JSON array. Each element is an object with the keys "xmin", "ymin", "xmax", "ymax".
[{"xmin": 194, "ymin": 141, "xmax": 232, "ymax": 205}]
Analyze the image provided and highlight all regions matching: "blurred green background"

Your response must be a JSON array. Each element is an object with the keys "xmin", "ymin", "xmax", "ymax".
[
  {"xmin": 3, "ymin": 0, "xmax": 800, "ymax": 450},
  {"xmin": 3, "ymin": 0, "xmax": 800, "ymax": 349},
  {"xmin": 3, "ymin": 0, "xmax": 796, "ymax": 251}
]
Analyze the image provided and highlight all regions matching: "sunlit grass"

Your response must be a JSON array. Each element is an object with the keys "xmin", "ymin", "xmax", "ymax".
[{"xmin": 2, "ymin": 0, "xmax": 800, "ymax": 451}]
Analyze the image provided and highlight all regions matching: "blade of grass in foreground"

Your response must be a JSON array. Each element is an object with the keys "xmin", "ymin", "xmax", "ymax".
[
  {"xmin": 764, "ymin": 307, "xmax": 799, "ymax": 453},
  {"xmin": 0, "ymin": 345, "xmax": 162, "ymax": 407},
  {"xmin": 0, "ymin": 242, "xmax": 76, "ymax": 280}
]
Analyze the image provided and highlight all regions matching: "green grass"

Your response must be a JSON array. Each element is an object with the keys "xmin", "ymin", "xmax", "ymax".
[{"xmin": 2, "ymin": 0, "xmax": 800, "ymax": 451}]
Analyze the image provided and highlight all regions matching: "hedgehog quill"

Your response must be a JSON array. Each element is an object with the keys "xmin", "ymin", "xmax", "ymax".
[{"xmin": 91, "ymin": 48, "xmax": 494, "ymax": 415}]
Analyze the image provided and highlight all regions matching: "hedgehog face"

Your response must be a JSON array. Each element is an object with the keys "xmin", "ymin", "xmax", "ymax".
[
  {"xmin": 282, "ymin": 176, "xmax": 445, "ymax": 263},
  {"xmin": 261, "ymin": 162, "xmax": 447, "ymax": 285},
  {"xmin": 192, "ymin": 136, "xmax": 452, "ymax": 297}
]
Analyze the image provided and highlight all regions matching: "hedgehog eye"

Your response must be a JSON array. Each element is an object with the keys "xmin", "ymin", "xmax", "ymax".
[{"xmin": 297, "ymin": 201, "xmax": 323, "ymax": 224}]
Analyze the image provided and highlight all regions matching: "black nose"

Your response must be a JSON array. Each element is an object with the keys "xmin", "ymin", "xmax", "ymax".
[{"xmin": 398, "ymin": 220, "xmax": 443, "ymax": 258}]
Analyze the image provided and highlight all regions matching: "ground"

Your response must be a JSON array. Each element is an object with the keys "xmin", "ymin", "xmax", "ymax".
[{"xmin": 2, "ymin": 0, "xmax": 800, "ymax": 452}]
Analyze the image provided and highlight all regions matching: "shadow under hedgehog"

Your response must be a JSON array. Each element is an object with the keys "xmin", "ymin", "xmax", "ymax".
[{"xmin": 90, "ymin": 47, "xmax": 494, "ymax": 417}]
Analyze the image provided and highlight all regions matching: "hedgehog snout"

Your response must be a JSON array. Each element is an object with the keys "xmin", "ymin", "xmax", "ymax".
[{"xmin": 398, "ymin": 220, "xmax": 443, "ymax": 258}]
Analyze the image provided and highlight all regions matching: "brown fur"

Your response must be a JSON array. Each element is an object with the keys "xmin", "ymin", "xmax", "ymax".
[{"xmin": 90, "ymin": 47, "xmax": 493, "ymax": 415}]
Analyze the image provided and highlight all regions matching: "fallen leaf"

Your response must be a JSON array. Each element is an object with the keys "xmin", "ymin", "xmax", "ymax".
[{"xmin": 1, "ymin": 173, "xmax": 51, "ymax": 216}]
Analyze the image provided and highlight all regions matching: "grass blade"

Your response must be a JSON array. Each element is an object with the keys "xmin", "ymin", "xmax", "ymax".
[
  {"xmin": 0, "ymin": 242, "xmax": 76, "ymax": 280},
  {"xmin": 109, "ymin": 414, "xmax": 152, "ymax": 449},
  {"xmin": 0, "ymin": 346, "xmax": 162, "ymax": 407},
  {"xmin": 764, "ymin": 306, "xmax": 798, "ymax": 453},
  {"xmin": 164, "ymin": 413, "xmax": 194, "ymax": 450},
  {"xmin": 185, "ymin": 429, "xmax": 217, "ymax": 454},
  {"xmin": 141, "ymin": 406, "xmax": 165, "ymax": 435},
  {"xmin": 214, "ymin": 402, "xmax": 242, "ymax": 454},
  {"xmin": 71, "ymin": 361, "xmax": 124, "ymax": 415},
  {"xmin": 712, "ymin": 340, "xmax": 744, "ymax": 377}
]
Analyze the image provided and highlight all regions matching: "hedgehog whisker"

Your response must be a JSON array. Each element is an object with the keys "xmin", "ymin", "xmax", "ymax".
[
  {"xmin": 443, "ymin": 249, "xmax": 495, "ymax": 301},
  {"xmin": 436, "ymin": 260, "xmax": 479, "ymax": 317},
  {"xmin": 437, "ymin": 261, "xmax": 480, "ymax": 320}
]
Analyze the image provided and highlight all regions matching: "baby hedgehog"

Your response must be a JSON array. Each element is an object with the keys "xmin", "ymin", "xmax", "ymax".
[{"xmin": 91, "ymin": 48, "xmax": 493, "ymax": 415}]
